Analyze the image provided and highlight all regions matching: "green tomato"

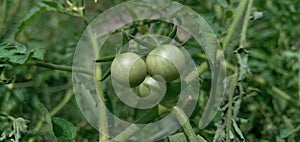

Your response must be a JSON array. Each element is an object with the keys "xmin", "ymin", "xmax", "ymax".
[
  {"xmin": 111, "ymin": 52, "xmax": 147, "ymax": 87},
  {"xmin": 137, "ymin": 76, "xmax": 165, "ymax": 98},
  {"xmin": 146, "ymin": 44, "xmax": 186, "ymax": 82}
]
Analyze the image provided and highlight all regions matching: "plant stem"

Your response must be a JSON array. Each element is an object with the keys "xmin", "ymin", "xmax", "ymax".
[
  {"xmin": 184, "ymin": 62, "xmax": 208, "ymax": 84},
  {"xmin": 112, "ymin": 124, "xmax": 140, "ymax": 141},
  {"xmin": 271, "ymin": 86, "xmax": 291, "ymax": 100},
  {"xmin": 89, "ymin": 26, "xmax": 110, "ymax": 141},
  {"xmin": 173, "ymin": 106, "xmax": 206, "ymax": 142},
  {"xmin": 49, "ymin": 90, "xmax": 74, "ymax": 116},
  {"xmin": 100, "ymin": 68, "xmax": 111, "ymax": 81},
  {"xmin": 239, "ymin": 0, "xmax": 253, "ymax": 49},
  {"xmin": 95, "ymin": 55, "xmax": 115, "ymax": 62},
  {"xmin": 96, "ymin": 20, "xmax": 161, "ymax": 39},
  {"xmin": 127, "ymin": 32, "xmax": 157, "ymax": 48},
  {"xmin": 0, "ymin": 112, "xmax": 9, "ymax": 118},
  {"xmin": 80, "ymin": 0, "xmax": 89, "ymax": 25},
  {"xmin": 95, "ymin": 63, "xmax": 110, "ymax": 142},
  {"xmin": 222, "ymin": 0, "xmax": 248, "ymax": 51},
  {"xmin": 226, "ymin": 74, "xmax": 238, "ymax": 142},
  {"xmin": 27, "ymin": 60, "xmax": 93, "ymax": 76},
  {"xmin": 225, "ymin": 0, "xmax": 253, "ymax": 141},
  {"xmin": 29, "ymin": 90, "xmax": 74, "ymax": 142}
]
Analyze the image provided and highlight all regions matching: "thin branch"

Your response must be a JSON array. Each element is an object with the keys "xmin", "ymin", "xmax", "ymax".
[
  {"xmin": 49, "ymin": 90, "xmax": 74, "ymax": 116},
  {"xmin": 173, "ymin": 106, "xmax": 206, "ymax": 142},
  {"xmin": 112, "ymin": 124, "xmax": 140, "ymax": 141},
  {"xmin": 239, "ymin": 0, "xmax": 253, "ymax": 49},
  {"xmin": 226, "ymin": 74, "xmax": 238, "ymax": 142},
  {"xmin": 222, "ymin": 0, "xmax": 248, "ymax": 51},
  {"xmin": 27, "ymin": 60, "xmax": 93, "ymax": 76}
]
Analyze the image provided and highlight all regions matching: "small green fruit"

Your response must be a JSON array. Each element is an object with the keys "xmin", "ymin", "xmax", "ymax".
[
  {"xmin": 111, "ymin": 52, "xmax": 147, "ymax": 87},
  {"xmin": 137, "ymin": 76, "xmax": 164, "ymax": 98},
  {"xmin": 146, "ymin": 44, "xmax": 186, "ymax": 82}
]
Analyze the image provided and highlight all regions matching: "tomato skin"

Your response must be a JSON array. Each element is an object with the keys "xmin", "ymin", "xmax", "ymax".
[
  {"xmin": 137, "ymin": 76, "xmax": 163, "ymax": 98},
  {"xmin": 146, "ymin": 44, "xmax": 186, "ymax": 82},
  {"xmin": 111, "ymin": 52, "xmax": 147, "ymax": 87}
]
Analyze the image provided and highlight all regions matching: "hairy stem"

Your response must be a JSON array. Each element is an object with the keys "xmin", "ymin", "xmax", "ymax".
[
  {"xmin": 95, "ymin": 63, "xmax": 110, "ymax": 142},
  {"xmin": 89, "ymin": 26, "xmax": 110, "ymax": 141}
]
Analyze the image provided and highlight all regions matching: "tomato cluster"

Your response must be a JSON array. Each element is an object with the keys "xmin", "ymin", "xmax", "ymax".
[{"xmin": 111, "ymin": 44, "xmax": 186, "ymax": 97}]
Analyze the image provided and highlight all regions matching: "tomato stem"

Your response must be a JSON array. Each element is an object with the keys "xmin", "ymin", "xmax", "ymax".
[
  {"xmin": 27, "ymin": 60, "xmax": 93, "ymax": 76},
  {"xmin": 173, "ymin": 106, "xmax": 206, "ymax": 142}
]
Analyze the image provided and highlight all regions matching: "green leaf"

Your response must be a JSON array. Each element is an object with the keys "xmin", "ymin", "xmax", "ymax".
[
  {"xmin": 32, "ymin": 95, "xmax": 57, "ymax": 140},
  {"xmin": 11, "ymin": 117, "xmax": 30, "ymax": 141},
  {"xmin": 168, "ymin": 133, "xmax": 188, "ymax": 142},
  {"xmin": 0, "ymin": 42, "xmax": 34, "ymax": 64},
  {"xmin": 197, "ymin": 135, "xmax": 208, "ymax": 142},
  {"xmin": 0, "ymin": 42, "xmax": 45, "ymax": 65},
  {"xmin": 15, "ymin": 7, "xmax": 47, "ymax": 39},
  {"xmin": 232, "ymin": 119, "xmax": 245, "ymax": 141},
  {"xmin": 28, "ymin": 46, "xmax": 46, "ymax": 60},
  {"xmin": 52, "ymin": 117, "xmax": 76, "ymax": 141},
  {"xmin": 280, "ymin": 125, "xmax": 300, "ymax": 138}
]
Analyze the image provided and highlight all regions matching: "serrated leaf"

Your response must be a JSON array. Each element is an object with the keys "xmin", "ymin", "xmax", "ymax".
[
  {"xmin": 52, "ymin": 117, "xmax": 76, "ymax": 141},
  {"xmin": 0, "ymin": 42, "xmax": 33, "ymax": 64},
  {"xmin": 168, "ymin": 133, "xmax": 188, "ymax": 142},
  {"xmin": 232, "ymin": 119, "xmax": 245, "ymax": 141},
  {"xmin": 15, "ymin": 7, "xmax": 47, "ymax": 39},
  {"xmin": 12, "ymin": 117, "xmax": 30, "ymax": 141},
  {"xmin": 29, "ymin": 46, "xmax": 46, "ymax": 60},
  {"xmin": 0, "ymin": 42, "xmax": 45, "ymax": 65}
]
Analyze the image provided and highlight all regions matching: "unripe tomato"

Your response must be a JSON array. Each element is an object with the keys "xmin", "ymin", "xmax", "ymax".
[
  {"xmin": 111, "ymin": 52, "xmax": 147, "ymax": 87},
  {"xmin": 137, "ymin": 76, "xmax": 164, "ymax": 98},
  {"xmin": 146, "ymin": 44, "xmax": 186, "ymax": 82}
]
